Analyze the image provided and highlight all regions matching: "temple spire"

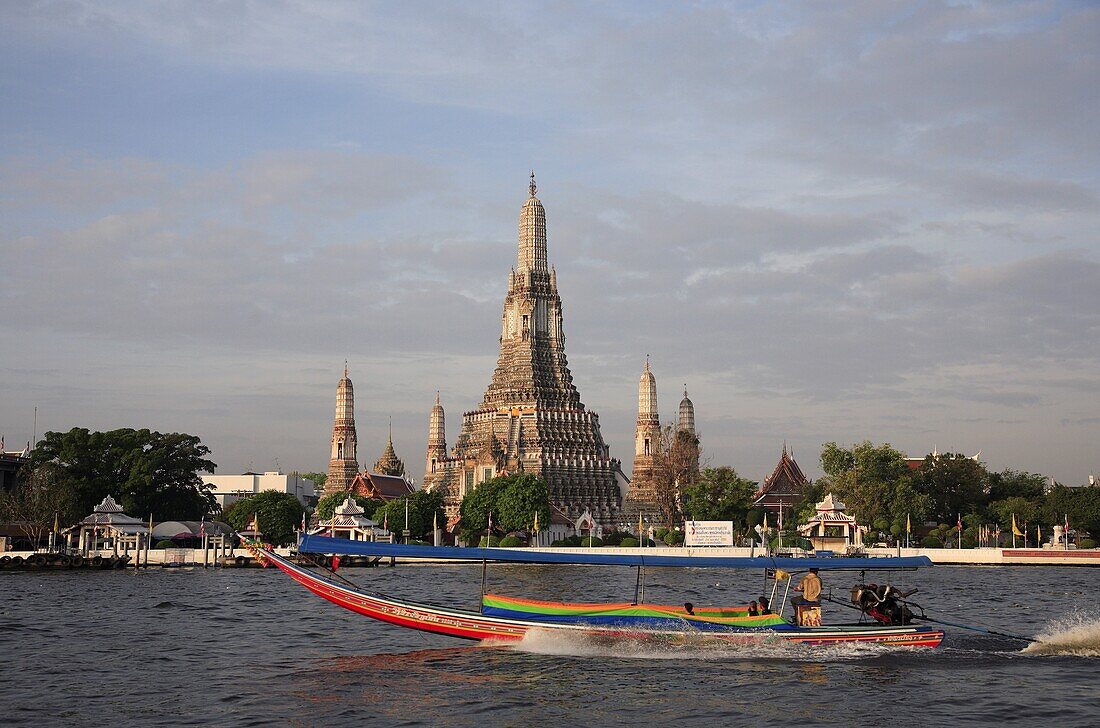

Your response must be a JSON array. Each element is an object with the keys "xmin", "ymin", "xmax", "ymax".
[
  {"xmin": 529, "ymin": 170, "xmax": 537, "ymax": 197},
  {"xmin": 326, "ymin": 365, "xmax": 359, "ymax": 497}
]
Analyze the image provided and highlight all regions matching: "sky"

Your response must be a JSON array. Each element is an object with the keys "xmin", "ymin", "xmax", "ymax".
[{"xmin": 1, "ymin": 1, "xmax": 1098, "ymax": 486}]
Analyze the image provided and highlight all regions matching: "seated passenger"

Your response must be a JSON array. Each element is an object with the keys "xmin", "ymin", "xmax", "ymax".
[
  {"xmin": 683, "ymin": 602, "xmax": 694, "ymax": 615},
  {"xmin": 791, "ymin": 567, "xmax": 822, "ymax": 608},
  {"xmin": 748, "ymin": 601, "xmax": 759, "ymax": 616},
  {"xmin": 758, "ymin": 596, "xmax": 772, "ymax": 614}
]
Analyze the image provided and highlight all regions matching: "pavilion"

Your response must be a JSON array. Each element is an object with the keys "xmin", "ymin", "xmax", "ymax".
[
  {"xmin": 67, "ymin": 495, "xmax": 150, "ymax": 556},
  {"xmin": 798, "ymin": 493, "xmax": 866, "ymax": 553}
]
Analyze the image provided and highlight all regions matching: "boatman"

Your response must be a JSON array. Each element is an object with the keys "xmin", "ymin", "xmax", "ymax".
[{"xmin": 791, "ymin": 567, "xmax": 822, "ymax": 608}]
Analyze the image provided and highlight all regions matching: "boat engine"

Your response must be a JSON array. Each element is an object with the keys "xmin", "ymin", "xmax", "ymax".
[{"xmin": 851, "ymin": 583, "xmax": 916, "ymax": 625}]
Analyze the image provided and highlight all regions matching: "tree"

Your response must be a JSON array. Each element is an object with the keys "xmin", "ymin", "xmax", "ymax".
[
  {"xmin": 373, "ymin": 489, "xmax": 445, "ymax": 541},
  {"xmin": 650, "ymin": 426, "xmax": 701, "ymax": 529},
  {"xmin": 1044, "ymin": 485, "xmax": 1100, "ymax": 539},
  {"xmin": 458, "ymin": 474, "xmax": 551, "ymax": 540},
  {"xmin": 225, "ymin": 491, "xmax": 303, "ymax": 545},
  {"xmin": 988, "ymin": 469, "xmax": 1046, "ymax": 502},
  {"xmin": 988, "ymin": 496, "xmax": 1042, "ymax": 532},
  {"xmin": 27, "ymin": 428, "xmax": 217, "ymax": 519},
  {"xmin": 315, "ymin": 491, "xmax": 381, "ymax": 521},
  {"xmin": 0, "ymin": 463, "xmax": 80, "ymax": 548},
  {"xmin": 681, "ymin": 467, "xmax": 756, "ymax": 525},
  {"xmin": 912, "ymin": 453, "xmax": 988, "ymax": 522},
  {"xmin": 818, "ymin": 441, "xmax": 909, "ymax": 525}
]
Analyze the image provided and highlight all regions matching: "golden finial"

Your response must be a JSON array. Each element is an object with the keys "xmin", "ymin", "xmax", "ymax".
[{"xmin": 529, "ymin": 170, "xmax": 537, "ymax": 197}]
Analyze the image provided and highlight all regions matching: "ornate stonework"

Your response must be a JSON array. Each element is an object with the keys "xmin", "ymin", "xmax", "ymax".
[
  {"xmin": 423, "ymin": 176, "xmax": 626, "ymax": 526},
  {"xmin": 373, "ymin": 419, "xmax": 406, "ymax": 477},
  {"xmin": 325, "ymin": 364, "xmax": 359, "ymax": 498},
  {"xmin": 624, "ymin": 358, "xmax": 662, "ymax": 515}
]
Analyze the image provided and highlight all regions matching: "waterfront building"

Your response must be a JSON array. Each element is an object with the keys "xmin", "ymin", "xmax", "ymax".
[
  {"xmin": 66, "ymin": 495, "xmax": 150, "ymax": 556},
  {"xmin": 373, "ymin": 420, "xmax": 406, "ymax": 477},
  {"xmin": 798, "ymin": 493, "xmax": 865, "ymax": 552},
  {"xmin": 326, "ymin": 365, "xmax": 359, "ymax": 498},
  {"xmin": 624, "ymin": 358, "xmax": 661, "ymax": 516},
  {"xmin": 422, "ymin": 176, "xmax": 627, "ymax": 526},
  {"xmin": 312, "ymin": 496, "xmax": 390, "ymax": 541},
  {"xmin": 752, "ymin": 445, "xmax": 809, "ymax": 516},
  {"xmin": 349, "ymin": 471, "xmax": 415, "ymax": 501},
  {"xmin": 202, "ymin": 471, "xmax": 316, "ymax": 508}
]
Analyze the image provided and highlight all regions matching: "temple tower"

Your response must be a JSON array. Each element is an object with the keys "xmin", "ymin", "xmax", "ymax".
[
  {"xmin": 373, "ymin": 418, "xmax": 406, "ymax": 477},
  {"xmin": 625, "ymin": 358, "xmax": 662, "ymax": 515},
  {"xmin": 678, "ymin": 386, "xmax": 696, "ymax": 435},
  {"xmin": 325, "ymin": 364, "xmax": 359, "ymax": 497},
  {"xmin": 423, "ymin": 175, "xmax": 626, "ymax": 526},
  {"xmin": 425, "ymin": 393, "xmax": 447, "ymax": 479}
]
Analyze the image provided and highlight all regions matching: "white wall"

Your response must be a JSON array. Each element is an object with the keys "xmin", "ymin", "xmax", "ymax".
[{"xmin": 202, "ymin": 472, "xmax": 316, "ymax": 507}]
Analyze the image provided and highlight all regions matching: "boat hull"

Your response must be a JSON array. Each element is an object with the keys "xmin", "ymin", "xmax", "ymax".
[{"xmin": 256, "ymin": 547, "xmax": 944, "ymax": 648}]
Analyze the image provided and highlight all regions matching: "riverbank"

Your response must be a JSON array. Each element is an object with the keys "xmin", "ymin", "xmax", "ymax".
[{"xmin": 4, "ymin": 544, "xmax": 1099, "ymax": 569}]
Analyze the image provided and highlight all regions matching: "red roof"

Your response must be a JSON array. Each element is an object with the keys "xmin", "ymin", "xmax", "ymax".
[
  {"xmin": 350, "ymin": 472, "xmax": 414, "ymax": 500},
  {"xmin": 753, "ymin": 448, "xmax": 809, "ymax": 511}
]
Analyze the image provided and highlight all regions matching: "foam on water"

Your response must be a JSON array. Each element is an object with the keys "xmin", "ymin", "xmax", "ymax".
[
  {"xmin": 1023, "ymin": 611, "xmax": 1100, "ymax": 657},
  {"xmin": 503, "ymin": 627, "xmax": 909, "ymax": 662}
]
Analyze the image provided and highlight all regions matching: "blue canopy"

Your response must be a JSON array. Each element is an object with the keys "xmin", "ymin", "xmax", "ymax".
[{"xmin": 298, "ymin": 535, "xmax": 932, "ymax": 570}]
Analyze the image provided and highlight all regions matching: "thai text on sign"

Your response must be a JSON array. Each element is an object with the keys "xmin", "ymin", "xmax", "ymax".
[{"xmin": 684, "ymin": 521, "xmax": 734, "ymax": 547}]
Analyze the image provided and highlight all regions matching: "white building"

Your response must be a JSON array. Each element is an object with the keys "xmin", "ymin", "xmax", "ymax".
[{"xmin": 202, "ymin": 472, "xmax": 317, "ymax": 509}]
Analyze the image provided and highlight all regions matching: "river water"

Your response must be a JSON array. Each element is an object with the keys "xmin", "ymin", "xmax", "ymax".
[{"xmin": 2, "ymin": 563, "xmax": 1099, "ymax": 726}]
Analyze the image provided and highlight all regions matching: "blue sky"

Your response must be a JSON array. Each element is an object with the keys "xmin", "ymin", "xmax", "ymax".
[{"xmin": 2, "ymin": 1, "xmax": 1098, "ymax": 485}]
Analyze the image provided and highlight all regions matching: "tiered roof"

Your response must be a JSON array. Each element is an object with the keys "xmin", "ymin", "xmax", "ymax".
[{"xmin": 753, "ymin": 446, "xmax": 809, "ymax": 513}]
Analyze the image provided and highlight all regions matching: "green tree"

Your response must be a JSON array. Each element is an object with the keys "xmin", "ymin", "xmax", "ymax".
[
  {"xmin": 681, "ymin": 467, "xmax": 756, "ymax": 525},
  {"xmin": 912, "ymin": 453, "xmax": 988, "ymax": 522},
  {"xmin": 1044, "ymin": 485, "xmax": 1100, "ymax": 538},
  {"xmin": 988, "ymin": 469, "xmax": 1046, "ymax": 502},
  {"xmin": 988, "ymin": 496, "xmax": 1042, "ymax": 532},
  {"xmin": 28, "ymin": 428, "xmax": 217, "ymax": 519},
  {"xmin": 818, "ymin": 441, "xmax": 909, "ymax": 525},
  {"xmin": 315, "ymin": 491, "xmax": 382, "ymax": 521},
  {"xmin": 0, "ymin": 462, "xmax": 81, "ymax": 547},
  {"xmin": 458, "ymin": 474, "xmax": 551, "ymax": 539},
  {"xmin": 373, "ymin": 489, "xmax": 445, "ymax": 540},
  {"xmin": 226, "ymin": 491, "xmax": 303, "ymax": 545}
]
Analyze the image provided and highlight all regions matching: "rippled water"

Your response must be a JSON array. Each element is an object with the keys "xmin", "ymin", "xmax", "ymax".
[{"xmin": 2, "ymin": 563, "xmax": 1099, "ymax": 726}]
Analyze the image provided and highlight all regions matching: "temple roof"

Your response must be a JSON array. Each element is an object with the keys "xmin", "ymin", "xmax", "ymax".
[
  {"xmin": 753, "ymin": 447, "xmax": 809, "ymax": 504},
  {"xmin": 350, "ymin": 471, "xmax": 414, "ymax": 500}
]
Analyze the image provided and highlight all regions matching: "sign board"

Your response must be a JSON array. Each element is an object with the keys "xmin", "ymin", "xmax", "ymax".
[{"xmin": 684, "ymin": 520, "xmax": 734, "ymax": 547}]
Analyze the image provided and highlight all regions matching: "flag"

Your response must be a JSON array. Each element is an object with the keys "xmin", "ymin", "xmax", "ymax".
[
  {"xmin": 906, "ymin": 514, "xmax": 911, "ymax": 534},
  {"xmin": 1012, "ymin": 514, "xmax": 1023, "ymax": 537},
  {"xmin": 763, "ymin": 512, "xmax": 768, "ymax": 530},
  {"xmin": 778, "ymin": 507, "xmax": 784, "ymax": 531},
  {"xmin": 774, "ymin": 568, "xmax": 791, "ymax": 581},
  {"xmin": 638, "ymin": 512, "xmax": 643, "ymax": 537},
  {"xmin": 487, "ymin": 511, "xmax": 493, "ymax": 534},
  {"xmin": 433, "ymin": 510, "xmax": 438, "ymax": 534},
  {"xmin": 199, "ymin": 515, "xmax": 206, "ymax": 539},
  {"xmin": 300, "ymin": 511, "xmax": 307, "ymax": 533},
  {"xmin": 331, "ymin": 555, "xmax": 341, "ymax": 572},
  {"xmin": 53, "ymin": 512, "xmax": 60, "ymax": 535},
  {"xmin": 1065, "ymin": 513, "xmax": 1070, "ymax": 532},
  {"xmin": 533, "ymin": 511, "xmax": 539, "ymax": 533},
  {"xmin": 1037, "ymin": 524, "xmax": 1042, "ymax": 543},
  {"xmin": 383, "ymin": 512, "xmax": 388, "ymax": 531},
  {"xmin": 957, "ymin": 513, "xmax": 963, "ymax": 531}
]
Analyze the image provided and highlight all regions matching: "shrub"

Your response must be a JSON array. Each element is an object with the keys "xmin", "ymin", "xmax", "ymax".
[
  {"xmin": 921, "ymin": 536, "xmax": 944, "ymax": 548},
  {"xmin": 550, "ymin": 539, "xmax": 568, "ymax": 547},
  {"xmin": 619, "ymin": 537, "xmax": 639, "ymax": 547},
  {"xmin": 664, "ymin": 530, "xmax": 685, "ymax": 546},
  {"xmin": 1079, "ymin": 538, "xmax": 1097, "ymax": 549},
  {"xmin": 499, "ymin": 536, "xmax": 524, "ymax": 547},
  {"xmin": 602, "ymin": 531, "xmax": 624, "ymax": 546},
  {"xmin": 579, "ymin": 536, "xmax": 603, "ymax": 547},
  {"xmin": 655, "ymin": 527, "xmax": 670, "ymax": 541},
  {"xmin": 477, "ymin": 535, "xmax": 502, "ymax": 547},
  {"xmin": 154, "ymin": 539, "xmax": 177, "ymax": 549},
  {"xmin": 564, "ymin": 535, "xmax": 584, "ymax": 547}
]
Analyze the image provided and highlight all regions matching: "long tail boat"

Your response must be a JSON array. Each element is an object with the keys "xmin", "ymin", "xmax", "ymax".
[{"xmin": 250, "ymin": 536, "xmax": 945, "ymax": 649}]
